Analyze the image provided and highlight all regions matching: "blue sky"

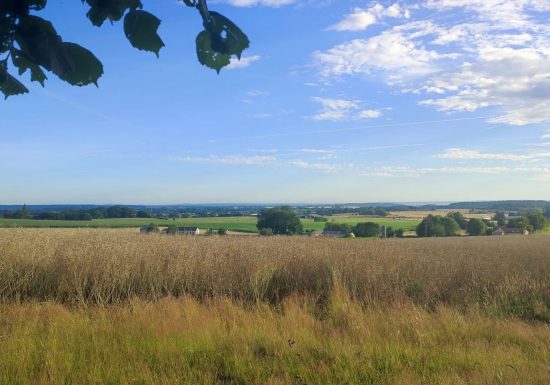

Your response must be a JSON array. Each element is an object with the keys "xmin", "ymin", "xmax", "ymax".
[{"xmin": 1, "ymin": 0, "xmax": 549, "ymax": 204}]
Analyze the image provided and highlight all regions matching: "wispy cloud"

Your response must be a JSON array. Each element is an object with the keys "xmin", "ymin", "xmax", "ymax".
[
  {"xmin": 226, "ymin": 55, "xmax": 260, "ymax": 69},
  {"xmin": 171, "ymin": 153, "xmax": 349, "ymax": 174},
  {"xmin": 328, "ymin": 3, "xmax": 409, "ymax": 31},
  {"xmin": 361, "ymin": 165, "xmax": 550, "ymax": 177},
  {"xmin": 436, "ymin": 148, "xmax": 550, "ymax": 161},
  {"xmin": 289, "ymin": 160, "xmax": 343, "ymax": 173},
  {"xmin": 172, "ymin": 155, "xmax": 276, "ymax": 166},
  {"xmin": 247, "ymin": 90, "xmax": 269, "ymax": 97},
  {"xmin": 311, "ymin": 97, "xmax": 382, "ymax": 122}
]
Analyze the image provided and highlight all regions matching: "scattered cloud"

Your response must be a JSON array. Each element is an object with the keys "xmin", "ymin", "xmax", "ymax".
[
  {"xmin": 318, "ymin": 1, "xmax": 550, "ymax": 125},
  {"xmin": 329, "ymin": 3, "xmax": 410, "ymax": 31},
  {"xmin": 311, "ymin": 97, "xmax": 382, "ymax": 121},
  {"xmin": 226, "ymin": 55, "xmax": 260, "ymax": 69}
]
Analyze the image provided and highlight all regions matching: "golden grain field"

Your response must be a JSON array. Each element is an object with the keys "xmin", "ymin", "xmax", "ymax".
[{"xmin": 1, "ymin": 228, "xmax": 550, "ymax": 384}]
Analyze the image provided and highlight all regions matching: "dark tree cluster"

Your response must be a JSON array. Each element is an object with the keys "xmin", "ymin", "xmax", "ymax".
[
  {"xmin": 493, "ymin": 210, "xmax": 547, "ymax": 233},
  {"xmin": 323, "ymin": 222, "xmax": 353, "ymax": 237},
  {"xmin": 446, "ymin": 211, "xmax": 468, "ymax": 230},
  {"xmin": 256, "ymin": 206, "xmax": 303, "ymax": 235},
  {"xmin": 416, "ymin": 215, "xmax": 460, "ymax": 237},
  {"xmin": 0, "ymin": 0, "xmax": 249, "ymax": 98}
]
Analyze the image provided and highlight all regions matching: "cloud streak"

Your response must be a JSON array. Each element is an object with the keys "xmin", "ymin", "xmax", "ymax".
[{"xmin": 436, "ymin": 148, "xmax": 550, "ymax": 161}]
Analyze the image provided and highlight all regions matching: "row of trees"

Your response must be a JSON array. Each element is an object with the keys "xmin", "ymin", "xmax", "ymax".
[
  {"xmin": 416, "ymin": 213, "xmax": 496, "ymax": 237},
  {"xmin": 416, "ymin": 210, "xmax": 548, "ymax": 237},
  {"xmin": 323, "ymin": 222, "xmax": 404, "ymax": 238},
  {"xmin": 1, "ymin": 205, "xmax": 151, "ymax": 220},
  {"xmin": 494, "ymin": 211, "xmax": 546, "ymax": 233},
  {"xmin": 256, "ymin": 206, "xmax": 404, "ymax": 238}
]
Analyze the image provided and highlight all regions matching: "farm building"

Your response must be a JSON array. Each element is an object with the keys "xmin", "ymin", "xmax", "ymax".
[
  {"xmin": 178, "ymin": 227, "xmax": 200, "ymax": 235},
  {"xmin": 492, "ymin": 228, "xmax": 529, "ymax": 236}
]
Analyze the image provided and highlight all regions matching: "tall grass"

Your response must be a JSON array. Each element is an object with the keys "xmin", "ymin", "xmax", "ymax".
[
  {"xmin": 1, "ymin": 229, "xmax": 549, "ymax": 321},
  {"xmin": 1, "ymin": 298, "xmax": 550, "ymax": 385}
]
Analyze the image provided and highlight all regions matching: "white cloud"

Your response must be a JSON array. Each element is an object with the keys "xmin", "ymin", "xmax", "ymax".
[
  {"xmin": 424, "ymin": 0, "xmax": 550, "ymax": 29},
  {"xmin": 311, "ymin": 97, "xmax": 382, "ymax": 121},
  {"xmin": 314, "ymin": 28, "xmax": 450, "ymax": 82},
  {"xmin": 358, "ymin": 109, "xmax": 382, "ymax": 119},
  {"xmin": 319, "ymin": 0, "xmax": 550, "ymax": 125},
  {"xmin": 329, "ymin": 3, "xmax": 410, "ymax": 32},
  {"xmin": 226, "ymin": 55, "xmax": 260, "ymax": 69}
]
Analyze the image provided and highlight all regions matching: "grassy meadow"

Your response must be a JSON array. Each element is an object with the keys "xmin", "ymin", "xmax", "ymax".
[
  {"xmin": 0, "ymin": 215, "xmax": 421, "ymax": 233},
  {"xmin": 1, "ymin": 228, "xmax": 550, "ymax": 384}
]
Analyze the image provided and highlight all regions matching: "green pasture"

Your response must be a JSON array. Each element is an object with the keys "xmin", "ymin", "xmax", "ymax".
[
  {"xmin": 0, "ymin": 217, "xmax": 258, "ymax": 233},
  {"xmin": 0, "ymin": 215, "xmax": 420, "ymax": 233}
]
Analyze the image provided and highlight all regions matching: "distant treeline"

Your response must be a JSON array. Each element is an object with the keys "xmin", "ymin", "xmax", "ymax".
[
  {"xmin": 300, "ymin": 207, "xmax": 388, "ymax": 217},
  {"xmin": 0, "ymin": 204, "xmax": 265, "ymax": 221},
  {"xmin": 2, "ymin": 200, "xmax": 550, "ymax": 221},
  {"xmin": 1, "ymin": 205, "xmax": 150, "ymax": 221},
  {"xmin": 445, "ymin": 200, "xmax": 550, "ymax": 211}
]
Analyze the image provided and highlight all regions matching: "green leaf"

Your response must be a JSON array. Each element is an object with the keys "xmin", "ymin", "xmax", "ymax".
[
  {"xmin": 15, "ymin": 16, "xmax": 68, "ymax": 74},
  {"xmin": 56, "ymin": 43, "xmax": 104, "ymax": 86},
  {"xmin": 15, "ymin": 16, "xmax": 103, "ymax": 86},
  {"xmin": 85, "ymin": 0, "xmax": 142, "ymax": 27},
  {"xmin": 124, "ymin": 10, "xmax": 164, "ymax": 57},
  {"xmin": 0, "ymin": 1, "xmax": 46, "ymax": 20},
  {"xmin": 196, "ymin": 30, "xmax": 230, "ymax": 74},
  {"xmin": 0, "ymin": 18, "xmax": 14, "ymax": 54},
  {"xmin": 11, "ymin": 49, "xmax": 47, "ymax": 86},
  {"xmin": 0, "ymin": 62, "xmax": 29, "ymax": 99},
  {"xmin": 206, "ymin": 12, "xmax": 249, "ymax": 59}
]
